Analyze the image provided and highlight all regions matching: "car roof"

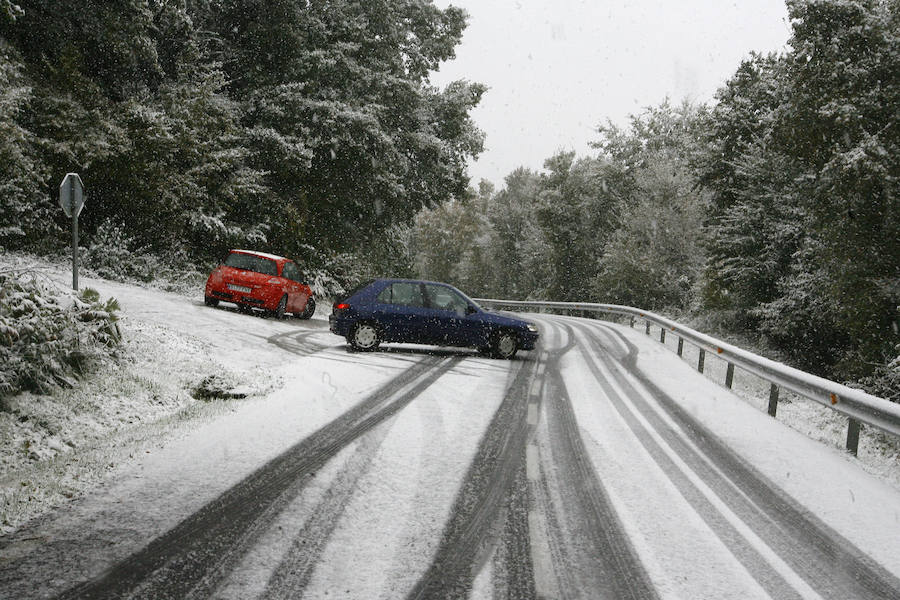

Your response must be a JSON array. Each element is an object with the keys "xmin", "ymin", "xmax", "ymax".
[
  {"xmin": 230, "ymin": 249, "xmax": 288, "ymax": 262},
  {"xmin": 372, "ymin": 278, "xmax": 454, "ymax": 287}
]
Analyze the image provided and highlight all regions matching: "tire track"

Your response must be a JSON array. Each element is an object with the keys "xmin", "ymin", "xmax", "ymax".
[
  {"xmin": 405, "ymin": 355, "xmax": 540, "ymax": 600},
  {"xmin": 572, "ymin": 318, "xmax": 900, "ymax": 600},
  {"xmin": 259, "ymin": 412, "xmax": 394, "ymax": 600},
  {"xmin": 491, "ymin": 461, "xmax": 534, "ymax": 600},
  {"xmin": 56, "ymin": 355, "xmax": 460, "ymax": 600},
  {"xmin": 266, "ymin": 330, "xmax": 336, "ymax": 358},
  {"xmin": 408, "ymin": 317, "xmax": 660, "ymax": 600},
  {"xmin": 535, "ymin": 321, "xmax": 658, "ymax": 600}
]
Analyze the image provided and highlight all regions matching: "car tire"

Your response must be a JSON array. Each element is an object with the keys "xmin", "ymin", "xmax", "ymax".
[
  {"xmin": 204, "ymin": 295, "xmax": 219, "ymax": 307},
  {"xmin": 492, "ymin": 331, "xmax": 518, "ymax": 359},
  {"xmin": 272, "ymin": 295, "xmax": 287, "ymax": 319},
  {"xmin": 296, "ymin": 297, "xmax": 316, "ymax": 320},
  {"xmin": 349, "ymin": 322, "xmax": 380, "ymax": 351}
]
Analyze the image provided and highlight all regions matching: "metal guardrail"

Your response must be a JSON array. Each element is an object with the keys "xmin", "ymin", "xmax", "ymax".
[{"xmin": 476, "ymin": 298, "xmax": 900, "ymax": 456}]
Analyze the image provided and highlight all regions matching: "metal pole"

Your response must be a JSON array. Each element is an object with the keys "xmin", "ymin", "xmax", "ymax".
[
  {"xmin": 71, "ymin": 178, "xmax": 79, "ymax": 291},
  {"xmin": 725, "ymin": 363, "xmax": 735, "ymax": 388},
  {"xmin": 767, "ymin": 384, "xmax": 779, "ymax": 417},
  {"xmin": 846, "ymin": 419, "xmax": 861, "ymax": 456},
  {"xmin": 660, "ymin": 329, "xmax": 666, "ymax": 344},
  {"xmin": 677, "ymin": 337, "xmax": 684, "ymax": 357},
  {"xmin": 698, "ymin": 349, "xmax": 705, "ymax": 373}
]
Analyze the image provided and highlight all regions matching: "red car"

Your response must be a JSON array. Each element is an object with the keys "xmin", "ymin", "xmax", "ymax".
[{"xmin": 204, "ymin": 250, "xmax": 315, "ymax": 319}]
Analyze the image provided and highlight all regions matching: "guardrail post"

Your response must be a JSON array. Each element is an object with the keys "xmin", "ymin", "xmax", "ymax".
[
  {"xmin": 725, "ymin": 363, "xmax": 735, "ymax": 388},
  {"xmin": 767, "ymin": 384, "xmax": 779, "ymax": 417},
  {"xmin": 846, "ymin": 419, "xmax": 861, "ymax": 456},
  {"xmin": 677, "ymin": 337, "xmax": 684, "ymax": 357},
  {"xmin": 660, "ymin": 329, "xmax": 666, "ymax": 344},
  {"xmin": 629, "ymin": 317, "xmax": 635, "ymax": 328},
  {"xmin": 698, "ymin": 349, "xmax": 705, "ymax": 373},
  {"xmin": 645, "ymin": 321, "xmax": 651, "ymax": 335}
]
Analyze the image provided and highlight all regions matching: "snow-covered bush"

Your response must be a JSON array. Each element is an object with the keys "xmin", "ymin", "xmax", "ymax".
[
  {"xmin": 0, "ymin": 271, "xmax": 121, "ymax": 399},
  {"xmin": 854, "ymin": 350, "xmax": 900, "ymax": 404},
  {"xmin": 84, "ymin": 220, "xmax": 156, "ymax": 283}
]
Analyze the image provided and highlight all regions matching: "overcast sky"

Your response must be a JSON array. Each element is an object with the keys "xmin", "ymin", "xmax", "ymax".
[{"xmin": 430, "ymin": 0, "xmax": 792, "ymax": 188}]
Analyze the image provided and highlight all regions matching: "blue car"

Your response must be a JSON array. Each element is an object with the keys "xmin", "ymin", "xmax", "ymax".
[{"xmin": 329, "ymin": 279, "xmax": 539, "ymax": 359}]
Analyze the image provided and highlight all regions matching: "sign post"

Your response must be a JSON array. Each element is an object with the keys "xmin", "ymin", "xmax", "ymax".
[{"xmin": 59, "ymin": 173, "xmax": 85, "ymax": 290}]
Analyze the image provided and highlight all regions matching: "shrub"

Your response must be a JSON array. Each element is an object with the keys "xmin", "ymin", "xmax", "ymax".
[
  {"xmin": 0, "ymin": 271, "xmax": 121, "ymax": 399},
  {"xmin": 853, "ymin": 350, "xmax": 900, "ymax": 404},
  {"xmin": 83, "ymin": 220, "xmax": 155, "ymax": 283}
]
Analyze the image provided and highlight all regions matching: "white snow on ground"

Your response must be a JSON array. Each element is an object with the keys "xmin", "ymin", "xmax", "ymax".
[
  {"xmin": 619, "ymin": 320, "xmax": 900, "ymax": 572},
  {"xmin": 23, "ymin": 347, "xmax": 433, "ymax": 590},
  {"xmin": 295, "ymin": 358, "xmax": 512, "ymax": 600},
  {"xmin": 555, "ymin": 316, "xmax": 900, "ymax": 598},
  {"xmin": 212, "ymin": 354, "xmax": 515, "ymax": 599},
  {"xmin": 540, "ymin": 318, "xmax": 771, "ymax": 600}
]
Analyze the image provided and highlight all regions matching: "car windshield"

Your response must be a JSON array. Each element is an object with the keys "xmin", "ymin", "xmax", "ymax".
[
  {"xmin": 224, "ymin": 253, "xmax": 277, "ymax": 276},
  {"xmin": 453, "ymin": 286, "xmax": 482, "ymax": 312}
]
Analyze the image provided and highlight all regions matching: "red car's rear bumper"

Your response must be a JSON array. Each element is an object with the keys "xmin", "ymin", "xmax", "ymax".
[{"xmin": 205, "ymin": 279, "xmax": 279, "ymax": 310}]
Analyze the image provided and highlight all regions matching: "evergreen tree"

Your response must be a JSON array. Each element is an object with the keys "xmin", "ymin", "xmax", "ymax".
[
  {"xmin": 698, "ymin": 54, "xmax": 804, "ymax": 319},
  {"xmin": 0, "ymin": 38, "xmax": 52, "ymax": 247},
  {"xmin": 778, "ymin": 0, "xmax": 899, "ymax": 376}
]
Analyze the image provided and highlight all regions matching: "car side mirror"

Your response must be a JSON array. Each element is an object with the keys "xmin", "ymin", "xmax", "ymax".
[{"xmin": 465, "ymin": 305, "xmax": 478, "ymax": 316}]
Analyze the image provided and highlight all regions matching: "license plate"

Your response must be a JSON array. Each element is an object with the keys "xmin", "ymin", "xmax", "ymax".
[{"xmin": 227, "ymin": 284, "xmax": 251, "ymax": 293}]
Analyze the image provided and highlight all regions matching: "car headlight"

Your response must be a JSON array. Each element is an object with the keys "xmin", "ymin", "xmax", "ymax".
[{"xmin": 526, "ymin": 323, "xmax": 538, "ymax": 333}]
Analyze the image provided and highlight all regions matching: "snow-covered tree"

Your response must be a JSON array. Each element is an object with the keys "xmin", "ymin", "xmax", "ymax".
[{"xmin": 591, "ymin": 100, "xmax": 707, "ymax": 309}]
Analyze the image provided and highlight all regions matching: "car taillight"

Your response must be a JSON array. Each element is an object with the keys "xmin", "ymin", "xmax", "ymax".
[{"xmin": 334, "ymin": 303, "xmax": 350, "ymax": 311}]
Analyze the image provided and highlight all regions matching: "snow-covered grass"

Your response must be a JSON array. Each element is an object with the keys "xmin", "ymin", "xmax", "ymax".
[{"xmin": 0, "ymin": 315, "xmax": 274, "ymax": 534}]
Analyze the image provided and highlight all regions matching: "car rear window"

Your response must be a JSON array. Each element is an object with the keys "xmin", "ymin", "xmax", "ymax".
[
  {"xmin": 224, "ymin": 252, "xmax": 277, "ymax": 276},
  {"xmin": 338, "ymin": 279, "xmax": 375, "ymax": 302}
]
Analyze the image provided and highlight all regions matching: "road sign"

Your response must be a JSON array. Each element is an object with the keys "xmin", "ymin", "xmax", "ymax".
[
  {"xmin": 59, "ymin": 172, "xmax": 85, "ymax": 218},
  {"xmin": 59, "ymin": 173, "xmax": 85, "ymax": 290}
]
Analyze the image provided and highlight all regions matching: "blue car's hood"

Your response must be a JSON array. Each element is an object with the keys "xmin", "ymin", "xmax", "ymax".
[{"xmin": 476, "ymin": 309, "xmax": 533, "ymax": 329}]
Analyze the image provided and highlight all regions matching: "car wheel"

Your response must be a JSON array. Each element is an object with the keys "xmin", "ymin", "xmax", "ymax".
[
  {"xmin": 349, "ymin": 322, "xmax": 380, "ymax": 351},
  {"xmin": 492, "ymin": 331, "xmax": 518, "ymax": 359},
  {"xmin": 274, "ymin": 295, "xmax": 287, "ymax": 319},
  {"xmin": 296, "ymin": 297, "xmax": 316, "ymax": 320},
  {"xmin": 204, "ymin": 295, "xmax": 219, "ymax": 307}
]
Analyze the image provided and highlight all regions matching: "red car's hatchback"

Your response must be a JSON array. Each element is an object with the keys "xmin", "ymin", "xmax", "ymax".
[{"xmin": 204, "ymin": 249, "xmax": 315, "ymax": 319}]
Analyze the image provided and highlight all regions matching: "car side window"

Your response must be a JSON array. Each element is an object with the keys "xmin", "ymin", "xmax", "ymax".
[
  {"xmin": 282, "ymin": 261, "xmax": 303, "ymax": 282},
  {"xmin": 377, "ymin": 282, "xmax": 424, "ymax": 307},
  {"xmin": 424, "ymin": 284, "xmax": 468, "ymax": 314}
]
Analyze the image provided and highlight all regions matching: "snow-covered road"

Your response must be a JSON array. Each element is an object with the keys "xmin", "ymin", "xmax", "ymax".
[{"xmin": 1, "ymin": 278, "xmax": 899, "ymax": 599}]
